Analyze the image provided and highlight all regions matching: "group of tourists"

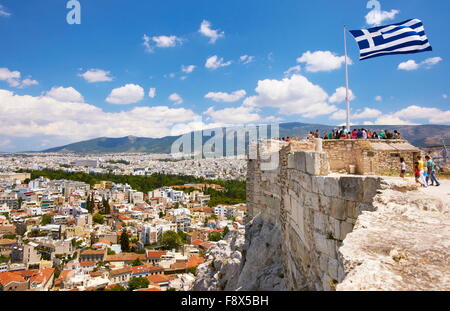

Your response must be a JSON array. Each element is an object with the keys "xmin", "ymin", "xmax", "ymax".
[
  {"xmin": 401, "ymin": 155, "xmax": 441, "ymax": 187},
  {"xmin": 316, "ymin": 127, "xmax": 402, "ymax": 140}
]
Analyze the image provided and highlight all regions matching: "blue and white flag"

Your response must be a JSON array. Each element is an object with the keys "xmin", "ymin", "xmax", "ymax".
[{"xmin": 349, "ymin": 19, "xmax": 432, "ymax": 60}]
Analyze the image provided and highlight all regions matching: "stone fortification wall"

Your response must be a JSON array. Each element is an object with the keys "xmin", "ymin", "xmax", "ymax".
[{"xmin": 247, "ymin": 144, "xmax": 382, "ymax": 290}]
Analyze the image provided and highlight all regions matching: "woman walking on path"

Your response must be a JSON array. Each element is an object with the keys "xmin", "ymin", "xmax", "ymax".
[{"xmin": 400, "ymin": 158, "xmax": 406, "ymax": 178}]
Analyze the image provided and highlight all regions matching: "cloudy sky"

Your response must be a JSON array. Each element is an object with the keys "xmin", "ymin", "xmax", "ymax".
[{"xmin": 0, "ymin": 0, "xmax": 449, "ymax": 151}]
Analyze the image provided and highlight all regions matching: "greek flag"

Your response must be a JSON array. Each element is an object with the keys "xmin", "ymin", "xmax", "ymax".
[{"xmin": 349, "ymin": 19, "xmax": 432, "ymax": 60}]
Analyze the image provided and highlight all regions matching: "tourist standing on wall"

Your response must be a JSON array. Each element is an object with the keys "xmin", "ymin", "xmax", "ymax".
[
  {"xmin": 417, "ymin": 155, "xmax": 427, "ymax": 187},
  {"xmin": 425, "ymin": 155, "xmax": 440, "ymax": 186},
  {"xmin": 400, "ymin": 157, "xmax": 406, "ymax": 178}
]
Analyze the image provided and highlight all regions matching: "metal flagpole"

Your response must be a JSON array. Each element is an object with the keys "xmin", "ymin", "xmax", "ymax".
[{"xmin": 344, "ymin": 25, "xmax": 350, "ymax": 132}]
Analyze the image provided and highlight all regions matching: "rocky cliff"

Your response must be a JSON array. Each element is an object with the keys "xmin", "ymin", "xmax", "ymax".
[{"xmin": 192, "ymin": 141, "xmax": 450, "ymax": 291}]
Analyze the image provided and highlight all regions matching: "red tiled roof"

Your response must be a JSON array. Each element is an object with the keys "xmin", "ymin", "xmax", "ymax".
[
  {"xmin": 109, "ymin": 266, "xmax": 133, "ymax": 277},
  {"xmin": 29, "ymin": 268, "xmax": 55, "ymax": 285},
  {"xmin": 79, "ymin": 261, "xmax": 96, "ymax": 267},
  {"xmin": 0, "ymin": 272, "xmax": 26, "ymax": 286},
  {"xmin": 147, "ymin": 274, "xmax": 170, "ymax": 284},
  {"xmin": 131, "ymin": 265, "xmax": 164, "ymax": 274},
  {"xmin": 146, "ymin": 250, "xmax": 166, "ymax": 259},
  {"xmin": 105, "ymin": 253, "xmax": 146, "ymax": 262},
  {"xmin": 81, "ymin": 249, "xmax": 106, "ymax": 256}
]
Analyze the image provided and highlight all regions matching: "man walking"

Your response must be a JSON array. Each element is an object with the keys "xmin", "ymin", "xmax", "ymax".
[{"xmin": 425, "ymin": 155, "xmax": 440, "ymax": 186}]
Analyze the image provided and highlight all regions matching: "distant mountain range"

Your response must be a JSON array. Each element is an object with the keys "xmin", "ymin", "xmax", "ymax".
[{"xmin": 39, "ymin": 123, "xmax": 450, "ymax": 153}]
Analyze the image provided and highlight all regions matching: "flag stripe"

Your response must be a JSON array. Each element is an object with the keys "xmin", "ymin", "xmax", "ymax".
[{"xmin": 361, "ymin": 44, "xmax": 432, "ymax": 60}]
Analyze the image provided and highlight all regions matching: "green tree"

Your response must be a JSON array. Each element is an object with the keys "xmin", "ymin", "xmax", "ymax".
[
  {"xmin": 223, "ymin": 226, "xmax": 230, "ymax": 238},
  {"xmin": 128, "ymin": 277, "xmax": 149, "ymax": 291},
  {"xmin": 41, "ymin": 214, "xmax": 52, "ymax": 225},
  {"xmin": 177, "ymin": 231, "xmax": 188, "ymax": 244},
  {"xmin": 208, "ymin": 231, "xmax": 223, "ymax": 242},
  {"xmin": 160, "ymin": 231, "xmax": 182, "ymax": 250},
  {"xmin": 120, "ymin": 231, "xmax": 130, "ymax": 252},
  {"xmin": 102, "ymin": 197, "xmax": 110, "ymax": 214},
  {"xmin": 131, "ymin": 258, "xmax": 143, "ymax": 266},
  {"xmin": 93, "ymin": 213, "xmax": 104, "ymax": 224}
]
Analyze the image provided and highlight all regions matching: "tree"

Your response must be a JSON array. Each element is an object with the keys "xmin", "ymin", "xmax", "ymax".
[
  {"xmin": 102, "ymin": 197, "xmax": 110, "ymax": 214},
  {"xmin": 131, "ymin": 258, "xmax": 142, "ymax": 266},
  {"xmin": 177, "ymin": 231, "xmax": 188, "ymax": 244},
  {"xmin": 128, "ymin": 277, "xmax": 149, "ymax": 291},
  {"xmin": 120, "ymin": 231, "xmax": 130, "ymax": 252},
  {"xmin": 208, "ymin": 231, "xmax": 223, "ymax": 242},
  {"xmin": 160, "ymin": 231, "xmax": 182, "ymax": 250},
  {"xmin": 93, "ymin": 213, "xmax": 104, "ymax": 224},
  {"xmin": 41, "ymin": 214, "xmax": 52, "ymax": 225},
  {"xmin": 223, "ymin": 226, "xmax": 230, "ymax": 238}
]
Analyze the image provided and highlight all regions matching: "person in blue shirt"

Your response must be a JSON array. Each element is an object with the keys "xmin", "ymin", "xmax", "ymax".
[{"xmin": 425, "ymin": 155, "xmax": 440, "ymax": 186}]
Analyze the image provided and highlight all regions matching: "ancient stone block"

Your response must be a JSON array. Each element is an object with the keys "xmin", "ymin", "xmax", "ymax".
[
  {"xmin": 294, "ymin": 152, "xmax": 306, "ymax": 172},
  {"xmin": 314, "ymin": 212, "xmax": 326, "ymax": 233},
  {"xmin": 362, "ymin": 177, "xmax": 382, "ymax": 203},
  {"xmin": 287, "ymin": 153, "xmax": 296, "ymax": 169},
  {"xmin": 330, "ymin": 197, "xmax": 347, "ymax": 220},
  {"xmin": 323, "ymin": 177, "xmax": 341, "ymax": 197},
  {"xmin": 305, "ymin": 151, "xmax": 321, "ymax": 175},
  {"xmin": 339, "ymin": 176, "xmax": 364, "ymax": 201}
]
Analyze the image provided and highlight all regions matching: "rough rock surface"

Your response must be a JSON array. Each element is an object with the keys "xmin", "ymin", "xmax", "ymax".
[
  {"xmin": 192, "ymin": 217, "xmax": 286, "ymax": 291},
  {"xmin": 192, "ymin": 228, "xmax": 245, "ymax": 291},
  {"xmin": 337, "ymin": 178, "xmax": 450, "ymax": 291}
]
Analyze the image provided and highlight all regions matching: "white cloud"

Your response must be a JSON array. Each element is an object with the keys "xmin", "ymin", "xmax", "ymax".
[
  {"xmin": 46, "ymin": 86, "xmax": 84, "ymax": 103},
  {"xmin": 239, "ymin": 55, "xmax": 255, "ymax": 64},
  {"xmin": 365, "ymin": 8, "xmax": 400, "ymax": 27},
  {"xmin": 0, "ymin": 4, "xmax": 11, "ymax": 17},
  {"xmin": 398, "ymin": 60, "xmax": 419, "ymax": 71},
  {"xmin": 0, "ymin": 89, "xmax": 200, "ymax": 142},
  {"xmin": 296, "ymin": 51, "xmax": 351, "ymax": 72},
  {"xmin": 106, "ymin": 84, "xmax": 144, "ymax": 105},
  {"xmin": 373, "ymin": 115, "xmax": 417, "ymax": 125},
  {"xmin": 243, "ymin": 74, "xmax": 336, "ymax": 118},
  {"xmin": 204, "ymin": 90, "xmax": 246, "ymax": 103},
  {"xmin": 398, "ymin": 57, "xmax": 443, "ymax": 71},
  {"xmin": 422, "ymin": 57, "xmax": 443, "ymax": 68},
  {"xmin": 330, "ymin": 108, "xmax": 382, "ymax": 120},
  {"xmin": 352, "ymin": 108, "xmax": 382, "ymax": 119},
  {"xmin": 199, "ymin": 20, "xmax": 224, "ymax": 44},
  {"xmin": 284, "ymin": 65, "xmax": 301, "ymax": 77},
  {"xmin": 375, "ymin": 95, "xmax": 383, "ymax": 101},
  {"xmin": 148, "ymin": 88, "xmax": 156, "ymax": 98},
  {"xmin": 181, "ymin": 65, "xmax": 196, "ymax": 74},
  {"xmin": 204, "ymin": 106, "xmax": 260, "ymax": 124},
  {"xmin": 443, "ymin": 94, "xmax": 448, "ymax": 99},
  {"xmin": 168, "ymin": 93, "xmax": 183, "ymax": 105},
  {"xmin": 329, "ymin": 87, "xmax": 355, "ymax": 103},
  {"xmin": 143, "ymin": 34, "xmax": 183, "ymax": 53},
  {"xmin": 0, "ymin": 68, "xmax": 38, "ymax": 88},
  {"xmin": 79, "ymin": 69, "xmax": 113, "ymax": 83},
  {"xmin": 205, "ymin": 55, "xmax": 232, "ymax": 70}
]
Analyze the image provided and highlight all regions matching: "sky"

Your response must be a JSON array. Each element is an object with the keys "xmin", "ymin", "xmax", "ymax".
[{"xmin": 0, "ymin": 0, "xmax": 449, "ymax": 152}]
